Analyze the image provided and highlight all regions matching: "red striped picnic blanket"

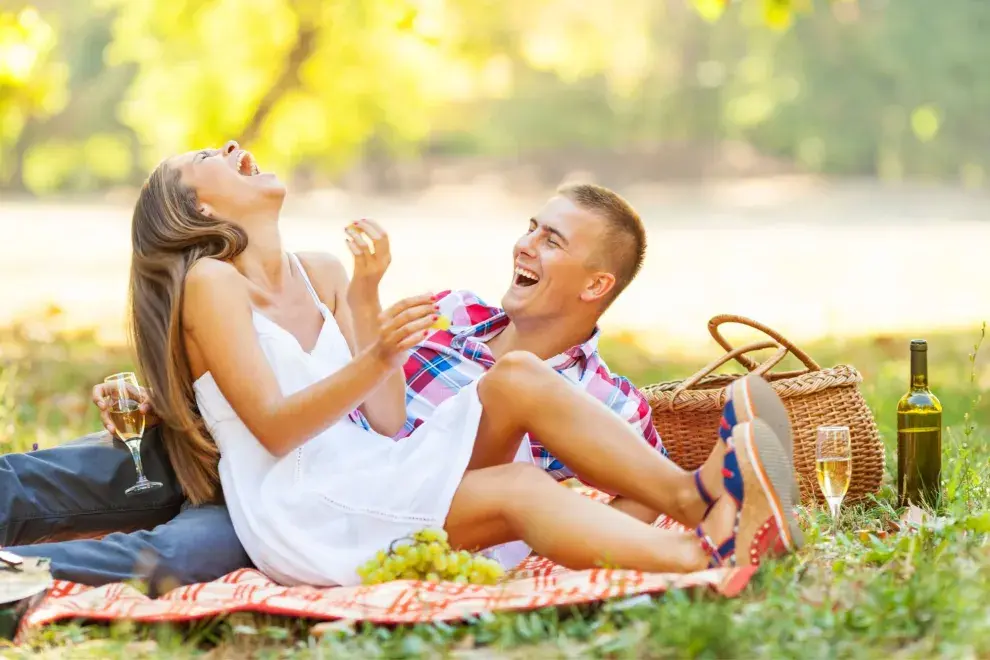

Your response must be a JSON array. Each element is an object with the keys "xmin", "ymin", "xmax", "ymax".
[{"xmin": 15, "ymin": 493, "xmax": 758, "ymax": 643}]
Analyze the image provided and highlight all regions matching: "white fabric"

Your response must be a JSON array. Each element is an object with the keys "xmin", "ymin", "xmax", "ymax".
[{"xmin": 193, "ymin": 254, "xmax": 493, "ymax": 587}]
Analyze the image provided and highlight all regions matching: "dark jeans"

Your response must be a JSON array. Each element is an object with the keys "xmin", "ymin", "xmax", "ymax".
[{"xmin": 0, "ymin": 428, "xmax": 250, "ymax": 596}]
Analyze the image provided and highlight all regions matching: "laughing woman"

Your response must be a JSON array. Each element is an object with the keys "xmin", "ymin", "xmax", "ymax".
[{"xmin": 128, "ymin": 140, "xmax": 801, "ymax": 587}]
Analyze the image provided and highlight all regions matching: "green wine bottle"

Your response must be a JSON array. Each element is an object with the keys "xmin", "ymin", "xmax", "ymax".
[{"xmin": 896, "ymin": 339, "xmax": 943, "ymax": 507}]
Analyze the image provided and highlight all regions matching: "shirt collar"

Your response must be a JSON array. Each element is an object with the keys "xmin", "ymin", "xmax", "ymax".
[
  {"xmin": 447, "ymin": 310, "xmax": 509, "ymax": 366},
  {"xmin": 546, "ymin": 326, "xmax": 601, "ymax": 375},
  {"xmin": 449, "ymin": 310, "xmax": 601, "ymax": 375}
]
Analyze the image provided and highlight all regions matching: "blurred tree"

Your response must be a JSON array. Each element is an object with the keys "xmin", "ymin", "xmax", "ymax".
[
  {"xmin": 100, "ymin": 0, "xmax": 457, "ymax": 179},
  {"xmin": 0, "ymin": 5, "xmax": 68, "ymax": 191},
  {"xmin": 3, "ymin": 0, "xmax": 990, "ymax": 194}
]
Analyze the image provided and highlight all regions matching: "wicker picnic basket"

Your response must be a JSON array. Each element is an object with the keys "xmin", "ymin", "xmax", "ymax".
[{"xmin": 641, "ymin": 315, "xmax": 885, "ymax": 506}]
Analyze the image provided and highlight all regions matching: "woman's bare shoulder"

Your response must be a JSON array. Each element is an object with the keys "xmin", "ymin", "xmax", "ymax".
[
  {"xmin": 295, "ymin": 252, "xmax": 347, "ymax": 309},
  {"xmin": 183, "ymin": 258, "xmax": 250, "ymax": 325},
  {"xmin": 185, "ymin": 257, "xmax": 241, "ymax": 286}
]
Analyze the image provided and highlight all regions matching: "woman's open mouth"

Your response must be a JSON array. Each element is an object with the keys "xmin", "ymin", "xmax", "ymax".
[{"xmin": 236, "ymin": 151, "xmax": 260, "ymax": 176}]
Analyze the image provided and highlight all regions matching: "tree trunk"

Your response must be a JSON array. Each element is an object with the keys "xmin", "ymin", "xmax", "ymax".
[{"xmin": 239, "ymin": 21, "xmax": 319, "ymax": 146}]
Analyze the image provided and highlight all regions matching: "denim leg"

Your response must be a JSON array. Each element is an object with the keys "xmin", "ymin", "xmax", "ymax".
[
  {"xmin": 0, "ymin": 427, "xmax": 184, "ymax": 546},
  {"xmin": 9, "ymin": 504, "xmax": 251, "ymax": 595}
]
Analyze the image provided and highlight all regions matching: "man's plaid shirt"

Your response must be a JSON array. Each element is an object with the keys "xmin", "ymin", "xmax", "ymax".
[{"xmin": 396, "ymin": 290, "xmax": 665, "ymax": 490}]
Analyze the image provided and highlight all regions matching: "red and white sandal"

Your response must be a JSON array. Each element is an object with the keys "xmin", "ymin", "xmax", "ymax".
[
  {"xmin": 695, "ymin": 418, "xmax": 801, "ymax": 568},
  {"xmin": 722, "ymin": 376, "xmax": 803, "ymax": 543}
]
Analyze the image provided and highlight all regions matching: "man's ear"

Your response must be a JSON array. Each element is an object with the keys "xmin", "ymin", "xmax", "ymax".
[{"xmin": 580, "ymin": 272, "xmax": 616, "ymax": 304}]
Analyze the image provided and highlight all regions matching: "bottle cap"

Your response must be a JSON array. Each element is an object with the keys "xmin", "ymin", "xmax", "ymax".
[{"xmin": 910, "ymin": 339, "xmax": 928, "ymax": 352}]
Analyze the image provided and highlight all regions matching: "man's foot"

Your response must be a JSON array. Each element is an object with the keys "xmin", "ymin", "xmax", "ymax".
[
  {"xmin": 721, "ymin": 375, "xmax": 792, "ymax": 455},
  {"xmin": 691, "ymin": 374, "xmax": 791, "ymax": 520},
  {"xmin": 724, "ymin": 375, "xmax": 802, "ymax": 534},
  {"xmin": 694, "ymin": 419, "xmax": 802, "ymax": 567},
  {"xmin": 691, "ymin": 374, "xmax": 800, "ymax": 526}
]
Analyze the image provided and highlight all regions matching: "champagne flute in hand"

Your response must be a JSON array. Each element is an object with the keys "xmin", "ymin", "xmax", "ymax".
[
  {"xmin": 104, "ymin": 372, "xmax": 162, "ymax": 496},
  {"xmin": 816, "ymin": 425, "xmax": 852, "ymax": 531}
]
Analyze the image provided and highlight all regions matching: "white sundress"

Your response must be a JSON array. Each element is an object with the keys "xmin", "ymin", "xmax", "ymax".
[{"xmin": 192, "ymin": 253, "xmax": 531, "ymax": 587}]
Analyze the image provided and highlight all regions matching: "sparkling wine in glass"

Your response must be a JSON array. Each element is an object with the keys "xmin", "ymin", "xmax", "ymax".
[
  {"xmin": 816, "ymin": 425, "xmax": 852, "ymax": 526},
  {"xmin": 104, "ymin": 372, "xmax": 162, "ymax": 496}
]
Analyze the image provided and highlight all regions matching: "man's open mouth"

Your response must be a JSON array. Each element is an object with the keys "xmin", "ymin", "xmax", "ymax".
[
  {"xmin": 236, "ymin": 151, "xmax": 260, "ymax": 176},
  {"xmin": 514, "ymin": 266, "xmax": 540, "ymax": 287}
]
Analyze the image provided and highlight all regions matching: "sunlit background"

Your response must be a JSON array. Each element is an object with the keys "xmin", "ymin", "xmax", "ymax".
[{"xmin": 1, "ymin": 0, "xmax": 988, "ymax": 351}]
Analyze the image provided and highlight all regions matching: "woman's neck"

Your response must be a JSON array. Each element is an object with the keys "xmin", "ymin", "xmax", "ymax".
[{"xmin": 232, "ymin": 222, "xmax": 289, "ymax": 292}]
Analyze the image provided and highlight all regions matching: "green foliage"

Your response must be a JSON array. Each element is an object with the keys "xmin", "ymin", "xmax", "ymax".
[
  {"xmin": 0, "ymin": 7, "xmax": 68, "ymax": 185},
  {"xmin": 2, "ymin": 0, "xmax": 990, "ymax": 193},
  {"xmin": 101, "ymin": 0, "xmax": 448, "ymax": 175}
]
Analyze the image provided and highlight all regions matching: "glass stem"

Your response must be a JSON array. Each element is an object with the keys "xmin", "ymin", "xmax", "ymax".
[
  {"xmin": 128, "ymin": 440, "xmax": 147, "ymax": 481},
  {"xmin": 828, "ymin": 499, "xmax": 842, "ymax": 536}
]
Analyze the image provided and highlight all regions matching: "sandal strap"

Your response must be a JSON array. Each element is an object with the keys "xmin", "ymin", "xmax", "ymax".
[
  {"xmin": 694, "ymin": 470, "xmax": 717, "ymax": 517},
  {"xmin": 695, "ymin": 528, "xmax": 722, "ymax": 567},
  {"xmin": 695, "ymin": 524, "xmax": 737, "ymax": 568},
  {"xmin": 719, "ymin": 396, "xmax": 738, "ymax": 444},
  {"xmin": 722, "ymin": 444, "xmax": 744, "ymax": 506}
]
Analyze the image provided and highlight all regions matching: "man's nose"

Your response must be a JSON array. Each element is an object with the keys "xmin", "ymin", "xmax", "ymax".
[
  {"xmin": 222, "ymin": 140, "xmax": 239, "ymax": 155},
  {"xmin": 516, "ymin": 233, "xmax": 537, "ymax": 256}
]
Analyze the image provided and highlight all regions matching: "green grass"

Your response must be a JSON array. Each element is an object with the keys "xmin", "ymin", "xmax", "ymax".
[{"xmin": 2, "ymin": 313, "xmax": 988, "ymax": 659}]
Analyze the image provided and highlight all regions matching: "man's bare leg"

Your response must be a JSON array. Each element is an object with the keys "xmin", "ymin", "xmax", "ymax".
[
  {"xmin": 445, "ymin": 463, "xmax": 709, "ymax": 572},
  {"xmin": 464, "ymin": 351, "xmax": 722, "ymax": 527}
]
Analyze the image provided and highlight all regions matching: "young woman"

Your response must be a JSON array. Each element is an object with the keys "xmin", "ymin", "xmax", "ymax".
[{"xmin": 127, "ymin": 140, "xmax": 801, "ymax": 587}]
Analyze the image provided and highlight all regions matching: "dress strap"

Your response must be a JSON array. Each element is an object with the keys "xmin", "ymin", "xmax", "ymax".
[{"xmin": 289, "ymin": 253, "xmax": 325, "ymax": 309}]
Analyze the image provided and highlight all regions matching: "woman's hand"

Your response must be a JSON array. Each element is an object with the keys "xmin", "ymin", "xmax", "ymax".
[
  {"xmin": 345, "ymin": 219, "xmax": 390, "ymax": 305},
  {"xmin": 370, "ymin": 294, "xmax": 439, "ymax": 369},
  {"xmin": 91, "ymin": 382, "xmax": 159, "ymax": 437}
]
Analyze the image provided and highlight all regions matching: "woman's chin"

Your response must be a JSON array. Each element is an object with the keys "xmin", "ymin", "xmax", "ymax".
[{"xmin": 253, "ymin": 173, "xmax": 287, "ymax": 197}]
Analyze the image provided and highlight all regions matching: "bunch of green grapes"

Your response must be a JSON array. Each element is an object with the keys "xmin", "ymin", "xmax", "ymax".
[{"xmin": 357, "ymin": 528, "xmax": 505, "ymax": 585}]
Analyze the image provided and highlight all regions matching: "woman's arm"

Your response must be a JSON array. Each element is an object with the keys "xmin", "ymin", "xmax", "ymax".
[
  {"xmin": 340, "ymin": 220, "xmax": 430, "ymax": 436},
  {"xmin": 182, "ymin": 258, "xmax": 433, "ymax": 457},
  {"xmin": 301, "ymin": 254, "xmax": 416, "ymax": 437}
]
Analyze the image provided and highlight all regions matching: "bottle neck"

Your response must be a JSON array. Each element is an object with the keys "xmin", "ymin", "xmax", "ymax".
[{"xmin": 910, "ymin": 350, "xmax": 929, "ymax": 390}]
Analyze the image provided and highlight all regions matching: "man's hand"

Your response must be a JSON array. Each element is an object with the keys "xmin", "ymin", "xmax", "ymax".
[
  {"xmin": 345, "ymin": 219, "xmax": 390, "ymax": 305},
  {"xmin": 91, "ymin": 382, "xmax": 159, "ymax": 437}
]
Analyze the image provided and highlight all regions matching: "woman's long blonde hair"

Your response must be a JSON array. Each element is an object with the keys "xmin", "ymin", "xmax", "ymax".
[{"xmin": 129, "ymin": 162, "xmax": 248, "ymax": 504}]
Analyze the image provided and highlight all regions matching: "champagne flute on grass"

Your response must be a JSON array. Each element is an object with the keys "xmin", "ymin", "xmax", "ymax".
[
  {"xmin": 816, "ymin": 425, "xmax": 852, "ymax": 533},
  {"xmin": 104, "ymin": 372, "xmax": 162, "ymax": 496}
]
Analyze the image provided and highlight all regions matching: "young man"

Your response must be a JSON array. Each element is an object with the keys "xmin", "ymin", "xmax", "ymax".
[{"xmin": 1, "ymin": 184, "xmax": 732, "ymax": 591}]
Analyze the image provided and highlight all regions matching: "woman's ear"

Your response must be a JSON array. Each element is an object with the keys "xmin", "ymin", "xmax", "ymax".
[{"xmin": 198, "ymin": 203, "xmax": 214, "ymax": 218}]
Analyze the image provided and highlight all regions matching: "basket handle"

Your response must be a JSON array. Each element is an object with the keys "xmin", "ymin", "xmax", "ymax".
[
  {"xmin": 708, "ymin": 314, "xmax": 821, "ymax": 372},
  {"xmin": 669, "ymin": 340, "xmax": 789, "ymax": 409}
]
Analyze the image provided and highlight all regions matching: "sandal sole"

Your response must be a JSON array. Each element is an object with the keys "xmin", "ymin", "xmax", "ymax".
[
  {"xmin": 734, "ymin": 420, "xmax": 803, "ymax": 555},
  {"xmin": 728, "ymin": 376, "xmax": 804, "ymax": 546}
]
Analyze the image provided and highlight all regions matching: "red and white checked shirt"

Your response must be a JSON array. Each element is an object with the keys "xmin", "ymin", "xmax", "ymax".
[{"xmin": 396, "ymin": 289, "xmax": 665, "ymax": 489}]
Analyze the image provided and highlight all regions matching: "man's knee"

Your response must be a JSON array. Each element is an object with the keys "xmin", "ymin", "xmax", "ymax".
[
  {"xmin": 495, "ymin": 350, "xmax": 545, "ymax": 376},
  {"xmin": 60, "ymin": 430, "xmax": 114, "ymax": 448},
  {"xmin": 482, "ymin": 351, "xmax": 550, "ymax": 405}
]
